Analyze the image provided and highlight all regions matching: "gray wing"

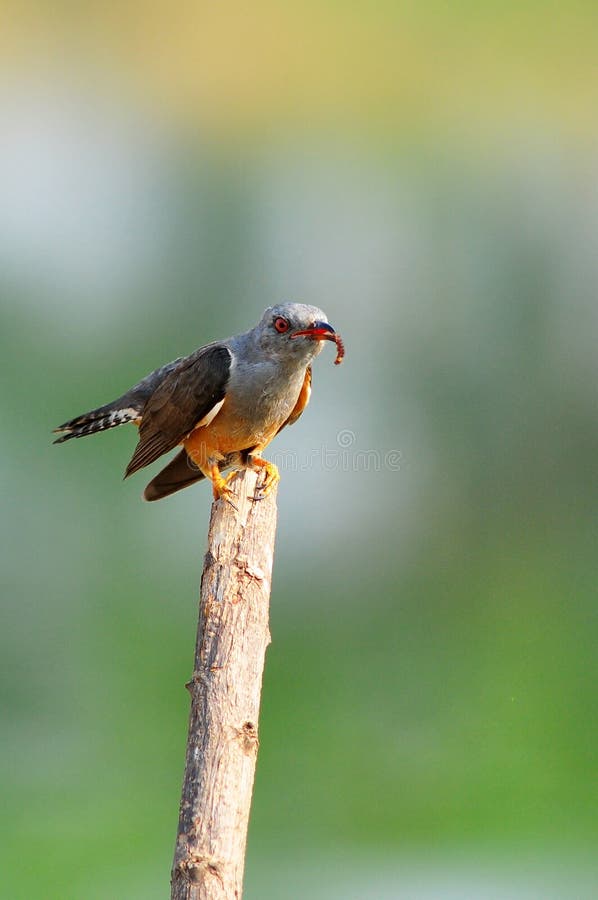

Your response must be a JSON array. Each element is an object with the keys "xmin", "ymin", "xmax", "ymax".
[{"xmin": 124, "ymin": 343, "xmax": 232, "ymax": 478}]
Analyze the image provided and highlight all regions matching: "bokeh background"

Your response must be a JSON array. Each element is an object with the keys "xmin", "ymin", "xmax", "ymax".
[{"xmin": 1, "ymin": 3, "xmax": 597, "ymax": 898}]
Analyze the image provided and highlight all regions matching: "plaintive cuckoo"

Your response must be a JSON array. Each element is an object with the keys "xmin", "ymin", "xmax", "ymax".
[{"xmin": 54, "ymin": 303, "xmax": 344, "ymax": 503}]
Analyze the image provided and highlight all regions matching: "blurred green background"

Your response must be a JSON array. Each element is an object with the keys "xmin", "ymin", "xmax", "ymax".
[{"xmin": 1, "ymin": 3, "xmax": 597, "ymax": 898}]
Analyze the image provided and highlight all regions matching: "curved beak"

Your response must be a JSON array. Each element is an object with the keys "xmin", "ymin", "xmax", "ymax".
[
  {"xmin": 291, "ymin": 320, "xmax": 336, "ymax": 341},
  {"xmin": 291, "ymin": 320, "xmax": 344, "ymax": 365}
]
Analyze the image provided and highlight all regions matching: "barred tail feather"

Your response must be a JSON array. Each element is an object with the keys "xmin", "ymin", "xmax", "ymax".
[
  {"xmin": 53, "ymin": 405, "xmax": 141, "ymax": 443},
  {"xmin": 53, "ymin": 357, "xmax": 184, "ymax": 445}
]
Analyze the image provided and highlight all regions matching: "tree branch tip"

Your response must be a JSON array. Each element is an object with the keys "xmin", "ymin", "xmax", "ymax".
[{"xmin": 172, "ymin": 458, "xmax": 277, "ymax": 898}]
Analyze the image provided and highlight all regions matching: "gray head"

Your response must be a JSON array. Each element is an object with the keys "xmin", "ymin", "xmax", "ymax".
[{"xmin": 253, "ymin": 302, "xmax": 338, "ymax": 366}]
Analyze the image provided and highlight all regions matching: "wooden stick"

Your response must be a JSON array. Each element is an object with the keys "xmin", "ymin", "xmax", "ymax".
[{"xmin": 171, "ymin": 469, "xmax": 278, "ymax": 900}]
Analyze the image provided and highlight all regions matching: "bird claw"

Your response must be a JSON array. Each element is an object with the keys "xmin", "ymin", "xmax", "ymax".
[
  {"xmin": 212, "ymin": 469, "xmax": 240, "ymax": 510},
  {"xmin": 249, "ymin": 462, "xmax": 280, "ymax": 500},
  {"xmin": 221, "ymin": 491, "xmax": 239, "ymax": 511},
  {"xmin": 213, "ymin": 486, "xmax": 238, "ymax": 510},
  {"xmin": 250, "ymin": 483, "xmax": 277, "ymax": 502}
]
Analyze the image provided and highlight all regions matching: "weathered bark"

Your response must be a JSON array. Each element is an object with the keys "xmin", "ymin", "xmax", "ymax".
[{"xmin": 171, "ymin": 469, "xmax": 277, "ymax": 900}]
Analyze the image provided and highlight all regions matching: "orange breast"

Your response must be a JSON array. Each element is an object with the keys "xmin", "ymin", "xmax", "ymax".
[{"xmin": 183, "ymin": 397, "xmax": 283, "ymax": 467}]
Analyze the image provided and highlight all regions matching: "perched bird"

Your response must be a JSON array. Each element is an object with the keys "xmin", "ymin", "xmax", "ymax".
[{"xmin": 54, "ymin": 303, "xmax": 344, "ymax": 503}]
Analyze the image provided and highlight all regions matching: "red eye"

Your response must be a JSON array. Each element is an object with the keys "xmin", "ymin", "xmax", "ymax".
[{"xmin": 274, "ymin": 316, "xmax": 289, "ymax": 333}]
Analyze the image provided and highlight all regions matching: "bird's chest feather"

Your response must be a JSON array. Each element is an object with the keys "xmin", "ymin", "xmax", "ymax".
[{"xmin": 193, "ymin": 361, "xmax": 304, "ymax": 455}]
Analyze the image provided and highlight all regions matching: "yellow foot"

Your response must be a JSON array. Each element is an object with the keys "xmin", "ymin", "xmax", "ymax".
[
  {"xmin": 249, "ymin": 458, "xmax": 280, "ymax": 500},
  {"xmin": 210, "ymin": 466, "xmax": 240, "ymax": 509}
]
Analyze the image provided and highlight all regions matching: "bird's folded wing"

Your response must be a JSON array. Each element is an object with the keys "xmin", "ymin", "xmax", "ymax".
[
  {"xmin": 276, "ymin": 365, "xmax": 312, "ymax": 433},
  {"xmin": 124, "ymin": 343, "xmax": 232, "ymax": 478}
]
